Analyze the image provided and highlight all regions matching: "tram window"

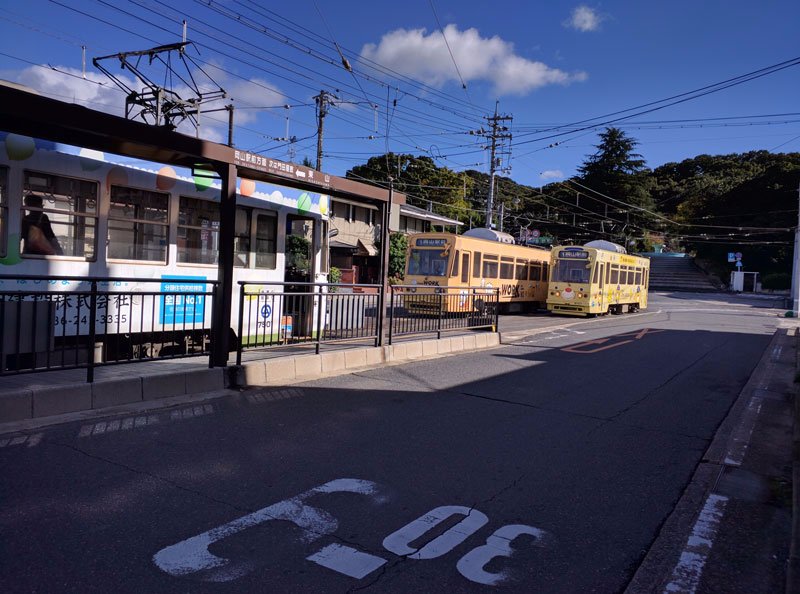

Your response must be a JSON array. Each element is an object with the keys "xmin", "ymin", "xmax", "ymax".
[
  {"xmin": 482, "ymin": 255, "xmax": 499, "ymax": 279},
  {"xmin": 605, "ymin": 264, "xmax": 610, "ymax": 285},
  {"xmin": 178, "ymin": 197, "xmax": 219, "ymax": 264},
  {"xmin": 23, "ymin": 171, "xmax": 97, "ymax": 259},
  {"xmin": 620, "ymin": 266, "xmax": 628, "ymax": 284},
  {"xmin": 234, "ymin": 208, "xmax": 251, "ymax": 267},
  {"xmin": 452, "ymin": 250, "xmax": 460, "ymax": 277},
  {"xmin": 529, "ymin": 264, "xmax": 541, "ymax": 281},
  {"xmin": 610, "ymin": 266, "xmax": 619, "ymax": 285},
  {"xmin": 515, "ymin": 259, "xmax": 528, "ymax": 281},
  {"xmin": 592, "ymin": 264, "xmax": 599, "ymax": 284},
  {"xmin": 635, "ymin": 269, "xmax": 642, "ymax": 285},
  {"xmin": 255, "ymin": 213, "xmax": 278, "ymax": 269},
  {"xmin": 500, "ymin": 257, "xmax": 514, "ymax": 279},
  {"xmin": 599, "ymin": 264, "xmax": 605, "ymax": 288},
  {"xmin": 473, "ymin": 252, "xmax": 482, "ymax": 278},
  {"xmin": 552, "ymin": 259, "xmax": 590, "ymax": 283},
  {"xmin": 108, "ymin": 186, "xmax": 166, "ymax": 261},
  {"xmin": 407, "ymin": 249, "xmax": 448, "ymax": 277},
  {"xmin": 542, "ymin": 262, "xmax": 549, "ymax": 282},
  {"xmin": 461, "ymin": 253, "xmax": 469, "ymax": 283},
  {"xmin": 0, "ymin": 167, "xmax": 6, "ymax": 256}
]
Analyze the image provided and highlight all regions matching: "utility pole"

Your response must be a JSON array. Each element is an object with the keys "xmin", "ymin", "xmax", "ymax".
[
  {"xmin": 314, "ymin": 90, "xmax": 336, "ymax": 171},
  {"xmin": 792, "ymin": 182, "xmax": 800, "ymax": 314},
  {"xmin": 483, "ymin": 103, "xmax": 512, "ymax": 229}
]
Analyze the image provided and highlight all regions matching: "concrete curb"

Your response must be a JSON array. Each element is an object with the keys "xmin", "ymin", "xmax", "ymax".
[
  {"xmin": 229, "ymin": 332, "xmax": 501, "ymax": 388},
  {"xmin": 788, "ymin": 329, "xmax": 800, "ymax": 594},
  {"xmin": 0, "ymin": 332, "xmax": 502, "ymax": 426}
]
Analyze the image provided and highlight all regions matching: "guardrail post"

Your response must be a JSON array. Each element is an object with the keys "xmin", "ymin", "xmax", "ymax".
[
  {"xmin": 87, "ymin": 280, "xmax": 98, "ymax": 383},
  {"xmin": 315, "ymin": 284, "xmax": 324, "ymax": 355},
  {"xmin": 387, "ymin": 286, "xmax": 394, "ymax": 345},
  {"xmin": 235, "ymin": 283, "xmax": 245, "ymax": 366},
  {"xmin": 437, "ymin": 290, "xmax": 443, "ymax": 340},
  {"xmin": 494, "ymin": 288, "xmax": 500, "ymax": 332}
]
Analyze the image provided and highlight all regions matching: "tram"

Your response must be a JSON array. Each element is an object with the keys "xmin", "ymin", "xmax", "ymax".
[
  {"xmin": 0, "ymin": 131, "xmax": 331, "ymax": 360},
  {"xmin": 403, "ymin": 229, "xmax": 551, "ymax": 314},
  {"xmin": 546, "ymin": 240, "xmax": 650, "ymax": 316}
]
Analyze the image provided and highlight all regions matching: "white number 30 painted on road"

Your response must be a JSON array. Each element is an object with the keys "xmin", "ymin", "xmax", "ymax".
[{"xmin": 153, "ymin": 478, "xmax": 549, "ymax": 587}]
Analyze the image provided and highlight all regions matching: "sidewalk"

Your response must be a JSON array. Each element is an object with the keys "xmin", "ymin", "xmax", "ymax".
[{"xmin": 627, "ymin": 322, "xmax": 800, "ymax": 593}]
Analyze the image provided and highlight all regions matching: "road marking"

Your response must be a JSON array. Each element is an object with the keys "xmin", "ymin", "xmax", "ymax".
[
  {"xmin": 663, "ymin": 494, "xmax": 728, "ymax": 593},
  {"xmin": 307, "ymin": 543, "xmax": 387, "ymax": 579},
  {"xmin": 79, "ymin": 414, "xmax": 159, "ymax": 438},
  {"xmin": 561, "ymin": 328, "xmax": 664, "ymax": 354},
  {"xmin": 457, "ymin": 524, "xmax": 548, "ymax": 586},
  {"xmin": 383, "ymin": 505, "xmax": 489, "ymax": 560},
  {"xmin": 153, "ymin": 478, "xmax": 386, "ymax": 582},
  {"xmin": 247, "ymin": 388, "xmax": 305, "ymax": 405},
  {"xmin": 0, "ymin": 433, "xmax": 43, "ymax": 448}
]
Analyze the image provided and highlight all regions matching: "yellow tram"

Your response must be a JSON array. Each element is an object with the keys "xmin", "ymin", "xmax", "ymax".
[
  {"xmin": 547, "ymin": 240, "xmax": 650, "ymax": 316},
  {"xmin": 403, "ymin": 229, "xmax": 551, "ymax": 314}
]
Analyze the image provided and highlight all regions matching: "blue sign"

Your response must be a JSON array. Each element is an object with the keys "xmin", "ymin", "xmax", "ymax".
[
  {"xmin": 261, "ymin": 303, "xmax": 272, "ymax": 318},
  {"xmin": 160, "ymin": 276, "xmax": 207, "ymax": 325}
]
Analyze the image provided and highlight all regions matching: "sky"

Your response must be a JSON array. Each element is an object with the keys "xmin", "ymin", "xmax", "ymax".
[{"xmin": 1, "ymin": 0, "xmax": 799, "ymax": 196}]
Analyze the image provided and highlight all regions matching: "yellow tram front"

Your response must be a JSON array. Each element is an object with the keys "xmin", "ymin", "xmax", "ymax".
[{"xmin": 547, "ymin": 245, "xmax": 649, "ymax": 316}]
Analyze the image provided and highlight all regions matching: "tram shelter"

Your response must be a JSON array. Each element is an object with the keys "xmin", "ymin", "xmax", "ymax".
[{"xmin": 0, "ymin": 84, "xmax": 395, "ymax": 366}]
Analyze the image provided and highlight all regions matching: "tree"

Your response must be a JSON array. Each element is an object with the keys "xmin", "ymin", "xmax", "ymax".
[
  {"xmin": 576, "ymin": 127, "xmax": 655, "ymax": 249},
  {"xmin": 388, "ymin": 232, "xmax": 408, "ymax": 281},
  {"xmin": 347, "ymin": 153, "xmax": 473, "ymax": 224}
]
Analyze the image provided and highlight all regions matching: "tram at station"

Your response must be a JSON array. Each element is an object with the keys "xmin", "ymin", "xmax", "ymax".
[{"xmin": 547, "ymin": 240, "xmax": 650, "ymax": 316}]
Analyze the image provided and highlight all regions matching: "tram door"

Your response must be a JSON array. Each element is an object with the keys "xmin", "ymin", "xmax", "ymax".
[
  {"xmin": 597, "ymin": 262, "xmax": 606, "ymax": 311},
  {"xmin": 284, "ymin": 215, "xmax": 316, "ymax": 337}
]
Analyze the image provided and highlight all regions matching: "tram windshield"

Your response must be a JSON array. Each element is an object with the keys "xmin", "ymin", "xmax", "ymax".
[
  {"xmin": 552, "ymin": 258, "xmax": 592, "ymax": 283},
  {"xmin": 407, "ymin": 248, "xmax": 449, "ymax": 277}
]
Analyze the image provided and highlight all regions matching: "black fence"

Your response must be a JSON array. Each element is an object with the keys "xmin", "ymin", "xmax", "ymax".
[
  {"xmin": 236, "ymin": 281, "xmax": 382, "ymax": 362},
  {"xmin": 388, "ymin": 285, "xmax": 499, "ymax": 343},
  {"xmin": 0, "ymin": 276, "xmax": 217, "ymax": 382}
]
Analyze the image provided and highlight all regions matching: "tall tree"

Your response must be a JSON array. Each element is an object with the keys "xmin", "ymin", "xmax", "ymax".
[
  {"xmin": 346, "ymin": 153, "xmax": 472, "ymax": 223},
  {"xmin": 577, "ymin": 127, "xmax": 655, "ymax": 249}
]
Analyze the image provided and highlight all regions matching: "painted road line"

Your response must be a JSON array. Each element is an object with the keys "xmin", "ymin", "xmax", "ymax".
[
  {"xmin": 79, "ymin": 414, "xmax": 159, "ymax": 438},
  {"xmin": 0, "ymin": 434, "xmax": 43, "ymax": 448},
  {"xmin": 26, "ymin": 433, "xmax": 42, "ymax": 447},
  {"xmin": 663, "ymin": 494, "xmax": 728, "ymax": 593},
  {"xmin": 723, "ymin": 396, "xmax": 763, "ymax": 467},
  {"xmin": 247, "ymin": 389, "xmax": 305, "ymax": 405},
  {"xmin": 306, "ymin": 543, "xmax": 387, "ymax": 579}
]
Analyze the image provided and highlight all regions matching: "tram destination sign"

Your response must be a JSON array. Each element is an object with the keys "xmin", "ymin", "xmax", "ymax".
[
  {"xmin": 559, "ymin": 249, "xmax": 589, "ymax": 259},
  {"xmin": 416, "ymin": 238, "xmax": 447, "ymax": 247}
]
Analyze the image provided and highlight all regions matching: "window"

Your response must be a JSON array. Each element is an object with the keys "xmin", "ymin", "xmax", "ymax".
[
  {"xmin": 635, "ymin": 269, "xmax": 642, "ymax": 285},
  {"xmin": 599, "ymin": 264, "xmax": 605, "ymax": 288},
  {"xmin": 0, "ymin": 167, "xmax": 7, "ymax": 256},
  {"xmin": 472, "ymin": 252, "xmax": 482, "ymax": 278},
  {"xmin": 407, "ymin": 249, "xmax": 449, "ymax": 276},
  {"xmin": 529, "ymin": 264, "xmax": 541, "ymax": 281},
  {"xmin": 178, "ymin": 197, "xmax": 219, "ymax": 264},
  {"xmin": 255, "ymin": 212, "xmax": 277, "ymax": 269},
  {"xmin": 108, "ymin": 186, "xmax": 167, "ymax": 261},
  {"xmin": 552, "ymin": 259, "xmax": 591, "ymax": 283},
  {"xmin": 235, "ymin": 207, "xmax": 251, "ymax": 267},
  {"xmin": 460, "ymin": 253, "xmax": 469, "ymax": 283},
  {"xmin": 500, "ymin": 257, "xmax": 514, "ymax": 280},
  {"xmin": 451, "ymin": 250, "xmax": 460, "ymax": 277},
  {"xmin": 592, "ymin": 264, "xmax": 599, "ymax": 284},
  {"xmin": 543, "ymin": 262, "xmax": 549, "ymax": 281},
  {"xmin": 610, "ymin": 265, "xmax": 619, "ymax": 285},
  {"xmin": 482, "ymin": 255, "xmax": 498, "ymax": 278},
  {"xmin": 605, "ymin": 264, "xmax": 610, "ymax": 285},
  {"xmin": 24, "ymin": 171, "xmax": 97, "ymax": 259},
  {"xmin": 515, "ymin": 259, "xmax": 528, "ymax": 281}
]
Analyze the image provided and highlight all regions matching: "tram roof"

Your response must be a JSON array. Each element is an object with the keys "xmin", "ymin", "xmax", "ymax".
[{"xmin": 0, "ymin": 84, "xmax": 398, "ymax": 206}]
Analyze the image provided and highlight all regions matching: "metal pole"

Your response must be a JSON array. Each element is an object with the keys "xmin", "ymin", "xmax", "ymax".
[
  {"xmin": 377, "ymin": 182, "xmax": 392, "ymax": 346},
  {"xmin": 211, "ymin": 163, "xmax": 237, "ymax": 366},
  {"xmin": 792, "ymin": 182, "xmax": 800, "ymax": 314},
  {"xmin": 87, "ymin": 280, "xmax": 97, "ymax": 383}
]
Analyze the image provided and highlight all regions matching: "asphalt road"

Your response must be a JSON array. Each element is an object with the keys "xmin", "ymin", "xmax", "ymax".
[{"xmin": 0, "ymin": 291, "xmax": 787, "ymax": 593}]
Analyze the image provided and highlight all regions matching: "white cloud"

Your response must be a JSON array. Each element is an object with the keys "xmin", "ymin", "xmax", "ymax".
[
  {"xmin": 361, "ymin": 25, "xmax": 586, "ymax": 96},
  {"xmin": 11, "ymin": 64, "xmax": 287, "ymax": 144},
  {"xmin": 540, "ymin": 169, "xmax": 564, "ymax": 180},
  {"xmin": 565, "ymin": 6, "xmax": 604, "ymax": 32}
]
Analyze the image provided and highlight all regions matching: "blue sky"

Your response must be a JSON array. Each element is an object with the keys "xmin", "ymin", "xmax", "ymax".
[{"xmin": 1, "ymin": 0, "xmax": 799, "ymax": 191}]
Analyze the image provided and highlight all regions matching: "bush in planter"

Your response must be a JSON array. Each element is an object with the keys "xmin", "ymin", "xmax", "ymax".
[
  {"xmin": 762, "ymin": 272, "xmax": 790, "ymax": 290},
  {"xmin": 328, "ymin": 266, "xmax": 342, "ymax": 292}
]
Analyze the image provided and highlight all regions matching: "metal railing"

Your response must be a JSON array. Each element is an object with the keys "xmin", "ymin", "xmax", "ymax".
[
  {"xmin": 388, "ymin": 285, "xmax": 499, "ymax": 343},
  {"xmin": 0, "ymin": 276, "xmax": 217, "ymax": 382},
  {"xmin": 236, "ymin": 281, "xmax": 382, "ymax": 363}
]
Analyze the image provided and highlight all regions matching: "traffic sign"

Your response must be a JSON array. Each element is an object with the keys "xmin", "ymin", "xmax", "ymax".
[
  {"xmin": 531, "ymin": 229, "xmax": 541, "ymax": 238},
  {"xmin": 735, "ymin": 252, "xmax": 742, "ymax": 261}
]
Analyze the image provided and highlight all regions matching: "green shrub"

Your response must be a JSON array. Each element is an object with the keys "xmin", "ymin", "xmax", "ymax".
[
  {"xmin": 328, "ymin": 266, "xmax": 342, "ymax": 284},
  {"xmin": 762, "ymin": 272, "xmax": 790, "ymax": 290}
]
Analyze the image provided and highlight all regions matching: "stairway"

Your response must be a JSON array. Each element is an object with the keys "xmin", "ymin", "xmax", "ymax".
[{"xmin": 645, "ymin": 254, "xmax": 721, "ymax": 292}]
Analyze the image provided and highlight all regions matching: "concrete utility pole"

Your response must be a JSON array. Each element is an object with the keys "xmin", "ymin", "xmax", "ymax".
[
  {"xmin": 792, "ymin": 181, "xmax": 800, "ymax": 314},
  {"xmin": 314, "ymin": 90, "xmax": 336, "ymax": 171},
  {"xmin": 484, "ymin": 104, "xmax": 512, "ymax": 229}
]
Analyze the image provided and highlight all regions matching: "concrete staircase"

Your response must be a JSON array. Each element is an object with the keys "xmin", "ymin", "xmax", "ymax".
[{"xmin": 645, "ymin": 254, "xmax": 721, "ymax": 292}]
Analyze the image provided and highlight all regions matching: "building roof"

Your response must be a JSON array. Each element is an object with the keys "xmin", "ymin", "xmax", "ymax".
[{"xmin": 399, "ymin": 203, "xmax": 463, "ymax": 226}]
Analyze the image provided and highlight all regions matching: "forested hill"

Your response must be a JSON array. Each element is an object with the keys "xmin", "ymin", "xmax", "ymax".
[{"xmin": 346, "ymin": 142, "xmax": 800, "ymax": 277}]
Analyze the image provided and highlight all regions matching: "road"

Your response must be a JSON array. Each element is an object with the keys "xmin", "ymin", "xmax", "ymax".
[{"xmin": 0, "ymin": 291, "xmax": 788, "ymax": 593}]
